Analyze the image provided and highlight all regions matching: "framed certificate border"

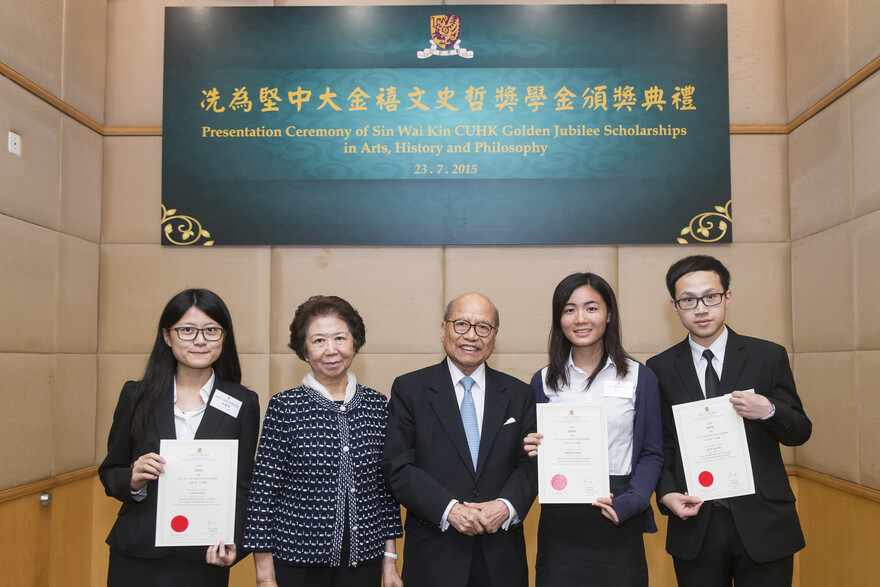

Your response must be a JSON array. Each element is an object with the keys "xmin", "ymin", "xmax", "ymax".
[
  {"xmin": 672, "ymin": 395, "xmax": 755, "ymax": 500},
  {"xmin": 155, "ymin": 439, "xmax": 238, "ymax": 547},
  {"xmin": 536, "ymin": 403, "xmax": 609, "ymax": 504}
]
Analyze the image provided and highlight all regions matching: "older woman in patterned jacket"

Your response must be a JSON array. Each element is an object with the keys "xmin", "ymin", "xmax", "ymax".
[{"xmin": 244, "ymin": 296, "xmax": 403, "ymax": 587}]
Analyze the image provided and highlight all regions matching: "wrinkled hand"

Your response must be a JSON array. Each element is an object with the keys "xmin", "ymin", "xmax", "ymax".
[
  {"xmin": 730, "ymin": 391, "xmax": 773, "ymax": 420},
  {"xmin": 206, "ymin": 541, "xmax": 236, "ymax": 567},
  {"xmin": 661, "ymin": 492, "xmax": 704, "ymax": 520},
  {"xmin": 449, "ymin": 502, "xmax": 485, "ymax": 536},
  {"xmin": 592, "ymin": 494, "xmax": 619, "ymax": 524},
  {"xmin": 464, "ymin": 500, "xmax": 509, "ymax": 534},
  {"xmin": 523, "ymin": 432, "xmax": 543, "ymax": 457},
  {"xmin": 382, "ymin": 557, "xmax": 403, "ymax": 587},
  {"xmin": 130, "ymin": 452, "xmax": 166, "ymax": 491}
]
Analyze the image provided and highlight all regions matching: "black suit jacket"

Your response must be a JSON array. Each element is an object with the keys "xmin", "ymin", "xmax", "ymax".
[
  {"xmin": 382, "ymin": 360, "xmax": 537, "ymax": 587},
  {"xmin": 99, "ymin": 379, "xmax": 260, "ymax": 562},
  {"xmin": 647, "ymin": 328, "xmax": 811, "ymax": 563}
]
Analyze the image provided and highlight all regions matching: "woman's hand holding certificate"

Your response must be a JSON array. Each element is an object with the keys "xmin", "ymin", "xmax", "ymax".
[
  {"xmin": 535, "ymin": 404, "xmax": 610, "ymax": 504},
  {"xmin": 155, "ymin": 439, "xmax": 238, "ymax": 547}
]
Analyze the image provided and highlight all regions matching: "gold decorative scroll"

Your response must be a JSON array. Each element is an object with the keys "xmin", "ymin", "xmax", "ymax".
[
  {"xmin": 677, "ymin": 200, "xmax": 732, "ymax": 244},
  {"xmin": 161, "ymin": 204, "xmax": 215, "ymax": 246}
]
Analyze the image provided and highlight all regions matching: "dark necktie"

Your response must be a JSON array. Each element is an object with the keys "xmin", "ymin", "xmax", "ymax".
[{"xmin": 703, "ymin": 349, "xmax": 720, "ymax": 398}]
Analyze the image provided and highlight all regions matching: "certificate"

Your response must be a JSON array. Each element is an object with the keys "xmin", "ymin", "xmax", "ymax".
[
  {"xmin": 155, "ymin": 439, "xmax": 238, "ymax": 546},
  {"xmin": 672, "ymin": 396, "xmax": 755, "ymax": 500},
  {"xmin": 536, "ymin": 404, "xmax": 609, "ymax": 504}
]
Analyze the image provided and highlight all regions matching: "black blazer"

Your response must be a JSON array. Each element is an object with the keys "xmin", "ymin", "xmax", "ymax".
[
  {"xmin": 382, "ymin": 360, "xmax": 538, "ymax": 587},
  {"xmin": 647, "ymin": 328, "xmax": 811, "ymax": 563},
  {"xmin": 99, "ymin": 379, "xmax": 260, "ymax": 562}
]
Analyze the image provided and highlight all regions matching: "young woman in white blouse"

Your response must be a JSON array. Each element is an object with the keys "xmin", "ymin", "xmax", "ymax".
[{"xmin": 524, "ymin": 273, "xmax": 663, "ymax": 586}]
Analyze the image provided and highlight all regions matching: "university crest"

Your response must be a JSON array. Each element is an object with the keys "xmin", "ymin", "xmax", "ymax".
[{"xmin": 417, "ymin": 14, "xmax": 474, "ymax": 59}]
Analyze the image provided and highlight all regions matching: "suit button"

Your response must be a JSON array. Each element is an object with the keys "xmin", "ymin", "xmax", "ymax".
[{"xmin": 473, "ymin": 490, "xmax": 480, "ymax": 498}]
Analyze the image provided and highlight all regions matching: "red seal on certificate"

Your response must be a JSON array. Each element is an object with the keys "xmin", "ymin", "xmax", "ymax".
[
  {"xmin": 171, "ymin": 515, "xmax": 189, "ymax": 533},
  {"xmin": 698, "ymin": 471, "xmax": 714, "ymax": 487},
  {"xmin": 551, "ymin": 474, "xmax": 568, "ymax": 490}
]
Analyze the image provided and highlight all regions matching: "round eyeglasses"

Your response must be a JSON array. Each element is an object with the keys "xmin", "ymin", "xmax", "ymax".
[
  {"xmin": 168, "ymin": 326, "xmax": 225, "ymax": 341},
  {"xmin": 673, "ymin": 292, "xmax": 727, "ymax": 311},
  {"xmin": 445, "ymin": 319, "xmax": 496, "ymax": 338}
]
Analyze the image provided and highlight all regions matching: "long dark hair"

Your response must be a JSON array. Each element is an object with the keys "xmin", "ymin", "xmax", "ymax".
[
  {"xmin": 131, "ymin": 289, "xmax": 241, "ymax": 443},
  {"xmin": 545, "ymin": 273, "xmax": 631, "ymax": 392}
]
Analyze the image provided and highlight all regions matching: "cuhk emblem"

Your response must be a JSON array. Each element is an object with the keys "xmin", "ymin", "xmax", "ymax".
[{"xmin": 417, "ymin": 14, "xmax": 474, "ymax": 59}]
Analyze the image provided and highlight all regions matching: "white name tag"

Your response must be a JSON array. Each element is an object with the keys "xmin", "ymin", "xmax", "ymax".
[
  {"xmin": 210, "ymin": 389, "xmax": 242, "ymax": 418},
  {"xmin": 603, "ymin": 381, "xmax": 634, "ymax": 399}
]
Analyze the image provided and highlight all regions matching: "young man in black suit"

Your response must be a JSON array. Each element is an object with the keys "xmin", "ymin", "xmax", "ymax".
[{"xmin": 648, "ymin": 255, "xmax": 811, "ymax": 586}]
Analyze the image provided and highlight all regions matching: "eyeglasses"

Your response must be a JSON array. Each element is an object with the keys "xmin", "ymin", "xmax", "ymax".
[
  {"xmin": 168, "ymin": 326, "xmax": 225, "ymax": 341},
  {"xmin": 673, "ymin": 292, "xmax": 727, "ymax": 311},
  {"xmin": 445, "ymin": 319, "xmax": 496, "ymax": 338}
]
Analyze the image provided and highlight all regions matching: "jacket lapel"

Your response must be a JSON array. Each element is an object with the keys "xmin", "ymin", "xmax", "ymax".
[
  {"xmin": 720, "ymin": 328, "xmax": 747, "ymax": 395},
  {"xmin": 474, "ymin": 366, "xmax": 508, "ymax": 482},
  {"xmin": 428, "ymin": 361, "xmax": 477, "ymax": 476},
  {"xmin": 671, "ymin": 338, "xmax": 706, "ymax": 402},
  {"xmin": 194, "ymin": 384, "xmax": 225, "ymax": 440},
  {"xmin": 153, "ymin": 386, "xmax": 176, "ymax": 441}
]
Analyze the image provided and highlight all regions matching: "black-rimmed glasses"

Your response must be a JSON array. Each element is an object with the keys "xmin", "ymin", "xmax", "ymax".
[
  {"xmin": 168, "ymin": 326, "xmax": 225, "ymax": 341},
  {"xmin": 445, "ymin": 319, "xmax": 496, "ymax": 338},
  {"xmin": 674, "ymin": 292, "xmax": 726, "ymax": 311}
]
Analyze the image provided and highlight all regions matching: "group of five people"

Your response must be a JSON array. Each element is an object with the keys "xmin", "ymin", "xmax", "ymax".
[{"xmin": 99, "ymin": 254, "xmax": 810, "ymax": 587}]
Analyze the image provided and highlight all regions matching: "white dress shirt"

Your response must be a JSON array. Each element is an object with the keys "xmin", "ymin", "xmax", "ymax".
[
  {"xmin": 172, "ymin": 371, "xmax": 215, "ymax": 440},
  {"xmin": 539, "ymin": 354, "xmax": 638, "ymax": 475},
  {"xmin": 688, "ymin": 326, "xmax": 728, "ymax": 398}
]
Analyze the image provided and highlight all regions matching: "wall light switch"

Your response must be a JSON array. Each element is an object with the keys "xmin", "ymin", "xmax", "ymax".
[{"xmin": 8, "ymin": 131, "xmax": 21, "ymax": 156}]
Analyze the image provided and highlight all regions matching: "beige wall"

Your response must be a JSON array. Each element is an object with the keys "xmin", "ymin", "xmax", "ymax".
[
  {"xmin": 785, "ymin": 0, "xmax": 880, "ymax": 486},
  {"xmin": 2, "ymin": 0, "xmax": 880, "ymax": 581},
  {"xmin": 0, "ymin": 0, "xmax": 105, "ymax": 490}
]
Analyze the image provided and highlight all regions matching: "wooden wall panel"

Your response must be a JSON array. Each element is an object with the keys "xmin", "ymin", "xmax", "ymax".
[
  {"xmin": 49, "ymin": 477, "xmax": 94, "ymax": 585},
  {"xmin": 797, "ymin": 474, "xmax": 880, "ymax": 586},
  {"xmin": 0, "ymin": 491, "xmax": 51, "ymax": 586}
]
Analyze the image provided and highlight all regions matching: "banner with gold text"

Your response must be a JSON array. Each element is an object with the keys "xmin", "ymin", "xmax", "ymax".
[{"xmin": 162, "ymin": 5, "xmax": 731, "ymax": 245}]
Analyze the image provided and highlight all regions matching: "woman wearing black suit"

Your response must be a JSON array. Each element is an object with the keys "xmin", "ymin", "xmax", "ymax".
[{"xmin": 99, "ymin": 288, "xmax": 260, "ymax": 587}]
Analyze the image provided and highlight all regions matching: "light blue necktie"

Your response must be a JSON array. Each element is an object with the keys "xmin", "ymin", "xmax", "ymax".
[{"xmin": 460, "ymin": 376, "xmax": 480, "ymax": 471}]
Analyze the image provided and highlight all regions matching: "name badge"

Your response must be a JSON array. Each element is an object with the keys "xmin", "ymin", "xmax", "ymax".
[
  {"xmin": 603, "ymin": 381, "xmax": 634, "ymax": 399},
  {"xmin": 210, "ymin": 389, "xmax": 242, "ymax": 418}
]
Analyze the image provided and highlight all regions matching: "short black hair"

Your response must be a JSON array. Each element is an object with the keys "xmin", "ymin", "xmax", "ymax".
[
  {"xmin": 288, "ymin": 295, "xmax": 366, "ymax": 360},
  {"xmin": 665, "ymin": 255, "xmax": 731, "ymax": 298}
]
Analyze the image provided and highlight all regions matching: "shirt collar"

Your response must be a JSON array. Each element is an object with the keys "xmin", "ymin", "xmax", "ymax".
[
  {"xmin": 172, "ymin": 370, "xmax": 215, "ymax": 404},
  {"xmin": 446, "ymin": 357, "xmax": 487, "ymax": 392},
  {"xmin": 303, "ymin": 371, "xmax": 358, "ymax": 404},
  {"xmin": 688, "ymin": 325, "xmax": 729, "ymax": 363},
  {"xmin": 566, "ymin": 351, "xmax": 615, "ymax": 376}
]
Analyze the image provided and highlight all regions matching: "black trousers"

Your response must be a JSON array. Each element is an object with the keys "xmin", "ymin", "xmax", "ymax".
[
  {"xmin": 108, "ymin": 550, "xmax": 229, "ymax": 587},
  {"xmin": 672, "ymin": 504, "xmax": 794, "ymax": 587},
  {"xmin": 273, "ymin": 558, "xmax": 382, "ymax": 587}
]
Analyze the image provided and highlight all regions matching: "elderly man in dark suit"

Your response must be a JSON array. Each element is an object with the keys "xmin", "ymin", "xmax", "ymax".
[
  {"xmin": 382, "ymin": 292, "xmax": 537, "ymax": 587},
  {"xmin": 648, "ymin": 255, "xmax": 811, "ymax": 586}
]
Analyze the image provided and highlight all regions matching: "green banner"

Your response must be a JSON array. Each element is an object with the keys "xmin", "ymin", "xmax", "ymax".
[{"xmin": 162, "ymin": 5, "xmax": 731, "ymax": 245}]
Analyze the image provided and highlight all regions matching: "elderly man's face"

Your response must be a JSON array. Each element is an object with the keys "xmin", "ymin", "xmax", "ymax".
[{"xmin": 441, "ymin": 293, "xmax": 497, "ymax": 376}]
